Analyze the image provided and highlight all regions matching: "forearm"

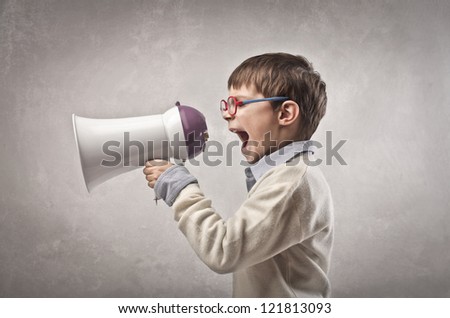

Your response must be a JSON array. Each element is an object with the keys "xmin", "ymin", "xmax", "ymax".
[
  {"xmin": 154, "ymin": 165, "xmax": 306, "ymax": 274},
  {"xmin": 172, "ymin": 181, "xmax": 303, "ymax": 274},
  {"xmin": 173, "ymin": 184, "xmax": 245, "ymax": 273}
]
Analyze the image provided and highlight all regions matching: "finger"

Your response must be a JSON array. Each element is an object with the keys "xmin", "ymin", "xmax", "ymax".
[
  {"xmin": 145, "ymin": 160, "xmax": 153, "ymax": 167},
  {"xmin": 143, "ymin": 166, "xmax": 152, "ymax": 174},
  {"xmin": 143, "ymin": 166, "xmax": 159, "ymax": 175},
  {"xmin": 145, "ymin": 171, "xmax": 163, "ymax": 181}
]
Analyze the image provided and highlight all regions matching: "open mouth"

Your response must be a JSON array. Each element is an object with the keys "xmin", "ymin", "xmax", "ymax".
[{"xmin": 235, "ymin": 131, "xmax": 250, "ymax": 150}]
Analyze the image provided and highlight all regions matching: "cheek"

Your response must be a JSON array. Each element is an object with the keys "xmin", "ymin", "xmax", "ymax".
[
  {"xmin": 246, "ymin": 123, "xmax": 274, "ymax": 143},
  {"xmin": 238, "ymin": 107, "xmax": 278, "ymax": 139},
  {"xmin": 252, "ymin": 116, "xmax": 278, "ymax": 138}
]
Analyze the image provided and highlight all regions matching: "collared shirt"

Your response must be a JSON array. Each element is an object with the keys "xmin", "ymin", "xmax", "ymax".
[{"xmin": 245, "ymin": 140, "xmax": 315, "ymax": 191}]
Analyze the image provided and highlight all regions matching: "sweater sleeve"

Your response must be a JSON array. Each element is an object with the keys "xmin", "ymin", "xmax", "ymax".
[{"xmin": 171, "ymin": 162, "xmax": 309, "ymax": 274}]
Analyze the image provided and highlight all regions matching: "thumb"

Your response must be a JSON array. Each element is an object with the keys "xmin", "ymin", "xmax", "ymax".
[{"xmin": 146, "ymin": 159, "xmax": 170, "ymax": 167}]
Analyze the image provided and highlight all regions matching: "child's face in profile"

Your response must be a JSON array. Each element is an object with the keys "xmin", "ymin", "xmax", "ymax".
[{"xmin": 223, "ymin": 85, "xmax": 281, "ymax": 164}]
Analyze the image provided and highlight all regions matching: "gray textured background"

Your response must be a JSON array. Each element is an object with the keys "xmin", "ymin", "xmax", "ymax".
[{"xmin": 1, "ymin": 0, "xmax": 449, "ymax": 297}]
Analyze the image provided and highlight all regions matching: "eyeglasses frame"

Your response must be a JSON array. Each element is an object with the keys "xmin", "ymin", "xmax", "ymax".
[{"xmin": 220, "ymin": 96, "xmax": 290, "ymax": 116}]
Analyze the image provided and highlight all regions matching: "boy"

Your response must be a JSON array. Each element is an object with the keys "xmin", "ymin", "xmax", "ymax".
[{"xmin": 143, "ymin": 53, "xmax": 334, "ymax": 297}]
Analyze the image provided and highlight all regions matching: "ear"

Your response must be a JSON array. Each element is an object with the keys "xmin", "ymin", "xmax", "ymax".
[{"xmin": 277, "ymin": 100, "xmax": 300, "ymax": 126}]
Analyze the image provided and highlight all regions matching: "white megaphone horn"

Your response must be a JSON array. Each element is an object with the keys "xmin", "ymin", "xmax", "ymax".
[{"xmin": 72, "ymin": 102, "xmax": 209, "ymax": 192}]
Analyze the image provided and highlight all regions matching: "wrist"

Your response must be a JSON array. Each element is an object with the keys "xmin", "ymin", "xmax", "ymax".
[{"xmin": 154, "ymin": 165, "xmax": 198, "ymax": 206}]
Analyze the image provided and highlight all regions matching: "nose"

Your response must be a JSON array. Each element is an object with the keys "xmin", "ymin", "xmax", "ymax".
[{"xmin": 221, "ymin": 109, "xmax": 234, "ymax": 121}]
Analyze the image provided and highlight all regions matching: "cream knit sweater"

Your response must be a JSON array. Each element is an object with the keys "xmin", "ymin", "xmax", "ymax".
[{"xmin": 171, "ymin": 155, "xmax": 334, "ymax": 297}]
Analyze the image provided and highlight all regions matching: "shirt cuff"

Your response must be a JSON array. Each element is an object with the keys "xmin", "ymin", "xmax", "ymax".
[{"xmin": 154, "ymin": 165, "xmax": 198, "ymax": 207}]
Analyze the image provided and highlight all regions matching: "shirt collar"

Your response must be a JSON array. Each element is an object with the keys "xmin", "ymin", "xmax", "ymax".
[{"xmin": 246, "ymin": 140, "xmax": 315, "ymax": 182}]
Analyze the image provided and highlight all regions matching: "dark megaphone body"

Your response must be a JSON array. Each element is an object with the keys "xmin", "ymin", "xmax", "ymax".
[{"xmin": 72, "ymin": 102, "xmax": 208, "ymax": 192}]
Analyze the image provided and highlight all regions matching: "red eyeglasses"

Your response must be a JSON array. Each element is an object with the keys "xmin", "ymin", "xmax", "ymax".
[{"xmin": 220, "ymin": 96, "xmax": 289, "ymax": 116}]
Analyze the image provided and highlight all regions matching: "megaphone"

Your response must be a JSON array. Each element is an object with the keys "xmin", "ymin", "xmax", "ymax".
[{"xmin": 72, "ymin": 102, "xmax": 208, "ymax": 192}]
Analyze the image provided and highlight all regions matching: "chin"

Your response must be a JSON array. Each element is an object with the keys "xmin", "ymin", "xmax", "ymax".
[
  {"xmin": 243, "ymin": 150, "xmax": 262, "ymax": 164},
  {"xmin": 244, "ymin": 157, "xmax": 258, "ymax": 164}
]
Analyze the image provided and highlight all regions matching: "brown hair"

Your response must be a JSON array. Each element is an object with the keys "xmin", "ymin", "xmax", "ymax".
[{"xmin": 228, "ymin": 53, "xmax": 327, "ymax": 140}]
